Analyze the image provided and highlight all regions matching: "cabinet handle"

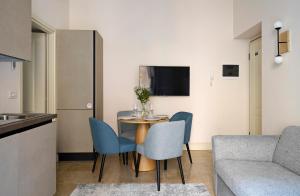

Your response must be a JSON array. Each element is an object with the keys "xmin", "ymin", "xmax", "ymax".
[{"xmin": 86, "ymin": 103, "xmax": 93, "ymax": 109}]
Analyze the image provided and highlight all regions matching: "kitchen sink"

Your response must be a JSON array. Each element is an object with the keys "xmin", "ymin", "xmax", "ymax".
[{"xmin": 0, "ymin": 114, "xmax": 26, "ymax": 120}]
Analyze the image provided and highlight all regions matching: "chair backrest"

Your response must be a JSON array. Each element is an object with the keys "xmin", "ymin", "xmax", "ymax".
[
  {"xmin": 89, "ymin": 118, "xmax": 119, "ymax": 154},
  {"xmin": 170, "ymin": 112, "xmax": 193, "ymax": 144},
  {"xmin": 117, "ymin": 111, "xmax": 137, "ymax": 135},
  {"xmin": 144, "ymin": 121, "xmax": 185, "ymax": 160},
  {"xmin": 273, "ymin": 126, "xmax": 300, "ymax": 175}
]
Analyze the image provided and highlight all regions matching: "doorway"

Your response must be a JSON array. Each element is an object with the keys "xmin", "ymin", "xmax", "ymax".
[
  {"xmin": 23, "ymin": 33, "xmax": 47, "ymax": 113},
  {"xmin": 249, "ymin": 37, "xmax": 262, "ymax": 135},
  {"xmin": 22, "ymin": 17, "xmax": 56, "ymax": 113}
]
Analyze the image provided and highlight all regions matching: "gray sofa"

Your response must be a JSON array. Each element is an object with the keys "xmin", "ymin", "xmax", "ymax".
[{"xmin": 212, "ymin": 126, "xmax": 300, "ymax": 196}]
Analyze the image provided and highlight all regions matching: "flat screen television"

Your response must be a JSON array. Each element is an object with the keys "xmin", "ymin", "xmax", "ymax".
[{"xmin": 139, "ymin": 66, "xmax": 190, "ymax": 96}]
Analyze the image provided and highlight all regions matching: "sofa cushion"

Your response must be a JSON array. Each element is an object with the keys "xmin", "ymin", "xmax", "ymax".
[
  {"xmin": 216, "ymin": 160, "xmax": 300, "ymax": 196},
  {"xmin": 273, "ymin": 126, "xmax": 300, "ymax": 175}
]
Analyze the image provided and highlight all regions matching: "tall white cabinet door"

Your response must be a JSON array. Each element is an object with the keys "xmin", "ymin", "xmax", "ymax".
[
  {"xmin": 0, "ymin": 0, "xmax": 31, "ymax": 60},
  {"xmin": 56, "ymin": 30, "xmax": 93, "ymax": 110},
  {"xmin": 57, "ymin": 110, "xmax": 93, "ymax": 152}
]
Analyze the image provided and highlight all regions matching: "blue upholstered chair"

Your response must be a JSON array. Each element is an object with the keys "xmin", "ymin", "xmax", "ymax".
[
  {"xmin": 89, "ymin": 118, "xmax": 137, "ymax": 182},
  {"xmin": 170, "ymin": 112, "xmax": 193, "ymax": 163},
  {"xmin": 117, "ymin": 111, "xmax": 138, "ymax": 164},
  {"xmin": 135, "ymin": 121, "xmax": 186, "ymax": 191},
  {"xmin": 117, "ymin": 111, "xmax": 137, "ymax": 141}
]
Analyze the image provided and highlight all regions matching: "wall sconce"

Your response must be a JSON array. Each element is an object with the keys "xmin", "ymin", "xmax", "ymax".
[{"xmin": 274, "ymin": 21, "xmax": 290, "ymax": 64}]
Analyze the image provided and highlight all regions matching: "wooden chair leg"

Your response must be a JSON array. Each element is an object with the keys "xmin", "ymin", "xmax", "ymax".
[
  {"xmin": 98, "ymin": 154, "xmax": 106, "ymax": 182},
  {"xmin": 92, "ymin": 148, "xmax": 98, "ymax": 173},
  {"xmin": 186, "ymin": 143, "xmax": 193, "ymax": 164},
  {"xmin": 164, "ymin": 160, "xmax": 168, "ymax": 170},
  {"xmin": 135, "ymin": 153, "xmax": 141, "ymax": 177},
  {"xmin": 177, "ymin": 157, "xmax": 185, "ymax": 184},
  {"xmin": 156, "ymin": 160, "xmax": 160, "ymax": 191}
]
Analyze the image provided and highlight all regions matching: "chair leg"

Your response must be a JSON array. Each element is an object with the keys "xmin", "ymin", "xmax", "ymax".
[
  {"xmin": 98, "ymin": 154, "xmax": 106, "ymax": 182},
  {"xmin": 92, "ymin": 148, "xmax": 98, "ymax": 173},
  {"xmin": 122, "ymin": 153, "xmax": 125, "ymax": 165},
  {"xmin": 156, "ymin": 160, "xmax": 160, "ymax": 191},
  {"xmin": 164, "ymin": 160, "xmax": 168, "ymax": 170},
  {"xmin": 186, "ymin": 143, "xmax": 193, "ymax": 164},
  {"xmin": 132, "ymin": 152, "xmax": 137, "ymax": 168},
  {"xmin": 177, "ymin": 157, "xmax": 185, "ymax": 184},
  {"xmin": 126, "ymin": 152, "xmax": 129, "ymax": 165},
  {"xmin": 135, "ymin": 153, "xmax": 141, "ymax": 177}
]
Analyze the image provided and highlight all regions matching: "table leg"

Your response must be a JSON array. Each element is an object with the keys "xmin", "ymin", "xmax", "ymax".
[{"xmin": 131, "ymin": 123, "xmax": 155, "ymax": 171}]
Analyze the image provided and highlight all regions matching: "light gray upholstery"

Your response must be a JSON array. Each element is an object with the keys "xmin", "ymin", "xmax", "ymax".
[
  {"xmin": 212, "ymin": 127, "xmax": 300, "ymax": 196},
  {"xmin": 273, "ymin": 126, "xmax": 300, "ymax": 175},
  {"xmin": 212, "ymin": 135, "xmax": 279, "ymax": 162},
  {"xmin": 216, "ymin": 160, "xmax": 300, "ymax": 196},
  {"xmin": 137, "ymin": 121, "xmax": 185, "ymax": 160},
  {"xmin": 216, "ymin": 175, "xmax": 235, "ymax": 196}
]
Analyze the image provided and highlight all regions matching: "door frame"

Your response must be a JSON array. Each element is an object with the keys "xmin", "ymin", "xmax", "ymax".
[
  {"xmin": 249, "ymin": 36, "xmax": 262, "ymax": 135},
  {"xmin": 31, "ymin": 17, "xmax": 56, "ymax": 114}
]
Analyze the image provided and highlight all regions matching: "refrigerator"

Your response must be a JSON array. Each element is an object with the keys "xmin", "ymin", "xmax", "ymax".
[{"xmin": 56, "ymin": 30, "xmax": 103, "ymax": 159}]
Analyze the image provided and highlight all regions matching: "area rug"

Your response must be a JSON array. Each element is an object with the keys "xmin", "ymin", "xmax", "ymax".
[{"xmin": 71, "ymin": 183, "xmax": 210, "ymax": 196}]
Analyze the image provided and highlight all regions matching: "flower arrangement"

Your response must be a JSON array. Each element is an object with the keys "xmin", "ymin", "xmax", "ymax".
[
  {"xmin": 134, "ymin": 86, "xmax": 151, "ymax": 117},
  {"xmin": 134, "ymin": 86, "xmax": 150, "ymax": 104}
]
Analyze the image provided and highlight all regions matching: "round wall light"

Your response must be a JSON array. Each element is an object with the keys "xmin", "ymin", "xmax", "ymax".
[
  {"xmin": 274, "ymin": 21, "xmax": 283, "ymax": 29},
  {"xmin": 274, "ymin": 55, "xmax": 283, "ymax": 64}
]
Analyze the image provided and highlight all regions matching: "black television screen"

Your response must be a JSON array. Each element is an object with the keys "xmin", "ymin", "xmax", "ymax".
[{"xmin": 139, "ymin": 66, "xmax": 190, "ymax": 96}]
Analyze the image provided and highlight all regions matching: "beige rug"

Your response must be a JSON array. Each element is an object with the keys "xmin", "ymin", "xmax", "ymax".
[{"xmin": 71, "ymin": 183, "xmax": 210, "ymax": 196}]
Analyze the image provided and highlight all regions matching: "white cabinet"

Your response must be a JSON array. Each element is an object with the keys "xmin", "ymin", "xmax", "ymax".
[
  {"xmin": 0, "ymin": 0, "xmax": 31, "ymax": 61},
  {"xmin": 0, "ymin": 134, "xmax": 19, "ymax": 196},
  {"xmin": 0, "ymin": 122, "xmax": 56, "ymax": 196}
]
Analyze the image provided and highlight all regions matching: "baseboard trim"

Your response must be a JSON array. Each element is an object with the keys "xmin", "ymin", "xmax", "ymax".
[
  {"xmin": 184, "ymin": 143, "xmax": 212, "ymax": 150},
  {"xmin": 58, "ymin": 143, "xmax": 211, "ymax": 161},
  {"xmin": 58, "ymin": 152, "xmax": 95, "ymax": 161}
]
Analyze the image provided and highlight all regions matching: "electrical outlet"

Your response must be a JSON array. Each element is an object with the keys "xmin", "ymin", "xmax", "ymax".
[{"xmin": 8, "ymin": 91, "xmax": 17, "ymax": 99}]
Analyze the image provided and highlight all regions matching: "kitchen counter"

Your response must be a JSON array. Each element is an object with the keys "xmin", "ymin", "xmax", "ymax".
[{"xmin": 0, "ymin": 113, "xmax": 57, "ymax": 139}]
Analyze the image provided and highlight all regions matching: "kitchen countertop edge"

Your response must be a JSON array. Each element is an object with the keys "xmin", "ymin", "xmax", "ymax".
[{"xmin": 0, "ymin": 114, "xmax": 57, "ymax": 139}]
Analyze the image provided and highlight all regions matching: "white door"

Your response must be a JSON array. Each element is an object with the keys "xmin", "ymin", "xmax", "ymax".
[
  {"xmin": 23, "ymin": 33, "xmax": 47, "ymax": 113},
  {"xmin": 249, "ymin": 37, "xmax": 262, "ymax": 135}
]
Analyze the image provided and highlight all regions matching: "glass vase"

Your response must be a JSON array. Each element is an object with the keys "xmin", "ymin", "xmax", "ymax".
[{"xmin": 141, "ymin": 102, "xmax": 149, "ymax": 118}]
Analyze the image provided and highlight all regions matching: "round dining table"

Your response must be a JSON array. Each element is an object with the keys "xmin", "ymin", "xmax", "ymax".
[{"xmin": 119, "ymin": 117, "xmax": 168, "ymax": 171}]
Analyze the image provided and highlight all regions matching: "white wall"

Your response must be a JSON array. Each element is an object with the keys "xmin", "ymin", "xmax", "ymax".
[
  {"xmin": 233, "ymin": 0, "xmax": 263, "ymax": 38},
  {"xmin": 0, "ymin": 62, "xmax": 22, "ymax": 113},
  {"xmin": 32, "ymin": 0, "xmax": 69, "ymax": 28},
  {"xmin": 69, "ymin": 0, "xmax": 249, "ymax": 149},
  {"xmin": 234, "ymin": 0, "xmax": 300, "ymax": 135}
]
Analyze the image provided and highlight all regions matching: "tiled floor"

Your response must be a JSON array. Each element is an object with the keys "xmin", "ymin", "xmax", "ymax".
[{"xmin": 55, "ymin": 150, "xmax": 215, "ymax": 196}]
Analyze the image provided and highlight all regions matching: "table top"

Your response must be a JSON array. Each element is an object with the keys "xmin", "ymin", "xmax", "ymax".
[{"xmin": 119, "ymin": 117, "xmax": 169, "ymax": 124}]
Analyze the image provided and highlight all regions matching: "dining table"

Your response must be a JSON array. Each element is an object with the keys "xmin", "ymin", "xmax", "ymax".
[{"xmin": 119, "ymin": 116, "xmax": 168, "ymax": 171}]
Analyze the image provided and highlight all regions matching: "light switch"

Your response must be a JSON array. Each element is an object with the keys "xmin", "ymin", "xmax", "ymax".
[{"xmin": 8, "ymin": 91, "xmax": 17, "ymax": 99}]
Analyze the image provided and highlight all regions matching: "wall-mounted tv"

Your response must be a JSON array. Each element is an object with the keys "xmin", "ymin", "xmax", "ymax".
[{"xmin": 139, "ymin": 66, "xmax": 190, "ymax": 96}]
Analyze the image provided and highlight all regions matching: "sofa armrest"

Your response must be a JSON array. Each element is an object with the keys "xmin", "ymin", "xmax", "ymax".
[{"xmin": 212, "ymin": 135, "xmax": 279, "ymax": 162}]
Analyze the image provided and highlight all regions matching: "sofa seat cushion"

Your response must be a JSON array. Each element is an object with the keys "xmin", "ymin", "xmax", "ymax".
[{"xmin": 216, "ymin": 160, "xmax": 300, "ymax": 196}]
